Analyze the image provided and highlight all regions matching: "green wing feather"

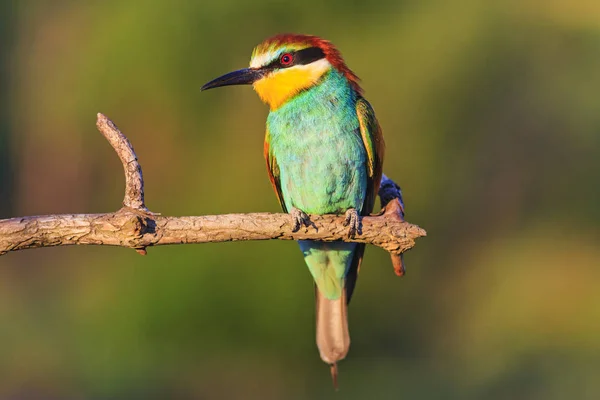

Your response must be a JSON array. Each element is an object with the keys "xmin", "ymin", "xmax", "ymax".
[
  {"xmin": 345, "ymin": 97, "xmax": 385, "ymax": 303},
  {"xmin": 264, "ymin": 128, "xmax": 287, "ymax": 213},
  {"xmin": 356, "ymin": 96, "xmax": 385, "ymax": 215}
]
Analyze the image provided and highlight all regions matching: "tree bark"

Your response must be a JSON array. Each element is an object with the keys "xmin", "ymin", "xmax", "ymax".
[{"xmin": 0, "ymin": 114, "xmax": 425, "ymax": 269}]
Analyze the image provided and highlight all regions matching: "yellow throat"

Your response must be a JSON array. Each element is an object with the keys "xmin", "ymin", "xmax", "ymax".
[{"xmin": 252, "ymin": 59, "xmax": 331, "ymax": 110}]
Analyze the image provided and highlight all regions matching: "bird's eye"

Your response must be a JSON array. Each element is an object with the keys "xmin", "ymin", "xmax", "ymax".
[{"xmin": 280, "ymin": 53, "xmax": 293, "ymax": 66}]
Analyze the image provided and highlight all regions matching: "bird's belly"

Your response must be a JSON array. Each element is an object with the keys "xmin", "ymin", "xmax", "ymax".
[{"xmin": 277, "ymin": 138, "xmax": 367, "ymax": 215}]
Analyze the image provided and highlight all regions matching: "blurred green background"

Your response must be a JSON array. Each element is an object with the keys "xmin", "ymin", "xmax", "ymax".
[{"xmin": 1, "ymin": 0, "xmax": 600, "ymax": 398}]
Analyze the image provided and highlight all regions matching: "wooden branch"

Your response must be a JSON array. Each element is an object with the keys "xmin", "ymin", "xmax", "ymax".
[
  {"xmin": 0, "ymin": 114, "xmax": 426, "ymax": 269},
  {"xmin": 96, "ymin": 115, "xmax": 146, "ymax": 211}
]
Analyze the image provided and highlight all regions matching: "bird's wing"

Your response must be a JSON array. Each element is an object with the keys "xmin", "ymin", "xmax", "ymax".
[
  {"xmin": 264, "ymin": 128, "xmax": 288, "ymax": 213},
  {"xmin": 345, "ymin": 97, "xmax": 386, "ymax": 304},
  {"xmin": 356, "ymin": 96, "xmax": 385, "ymax": 215}
]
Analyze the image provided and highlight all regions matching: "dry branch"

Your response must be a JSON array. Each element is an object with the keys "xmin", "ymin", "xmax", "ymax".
[{"xmin": 0, "ymin": 114, "xmax": 426, "ymax": 269}]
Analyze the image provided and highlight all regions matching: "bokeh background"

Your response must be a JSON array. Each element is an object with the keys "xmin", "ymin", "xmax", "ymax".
[{"xmin": 1, "ymin": 0, "xmax": 599, "ymax": 398}]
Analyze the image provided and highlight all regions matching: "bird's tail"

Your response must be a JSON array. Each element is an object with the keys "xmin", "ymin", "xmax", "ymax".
[{"xmin": 315, "ymin": 287, "xmax": 349, "ymax": 390}]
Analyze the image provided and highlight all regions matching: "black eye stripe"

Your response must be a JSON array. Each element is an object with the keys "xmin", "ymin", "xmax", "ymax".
[
  {"xmin": 264, "ymin": 47, "xmax": 326, "ymax": 69},
  {"xmin": 294, "ymin": 47, "xmax": 326, "ymax": 65}
]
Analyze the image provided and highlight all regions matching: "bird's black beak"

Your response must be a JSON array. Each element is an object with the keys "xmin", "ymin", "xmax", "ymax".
[{"xmin": 201, "ymin": 68, "xmax": 266, "ymax": 91}]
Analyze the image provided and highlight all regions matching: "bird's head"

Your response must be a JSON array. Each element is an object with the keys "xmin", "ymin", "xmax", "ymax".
[{"xmin": 201, "ymin": 34, "xmax": 362, "ymax": 110}]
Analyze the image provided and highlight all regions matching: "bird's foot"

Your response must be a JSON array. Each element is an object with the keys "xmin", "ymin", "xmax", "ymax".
[
  {"xmin": 343, "ymin": 208, "xmax": 360, "ymax": 238},
  {"xmin": 290, "ymin": 207, "xmax": 312, "ymax": 232}
]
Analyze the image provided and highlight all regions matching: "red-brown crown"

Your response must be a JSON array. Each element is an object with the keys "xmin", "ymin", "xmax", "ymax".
[{"xmin": 257, "ymin": 33, "xmax": 363, "ymax": 94}]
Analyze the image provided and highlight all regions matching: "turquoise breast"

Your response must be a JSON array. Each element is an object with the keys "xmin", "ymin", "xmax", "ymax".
[{"xmin": 267, "ymin": 70, "xmax": 367, "ymax": 214}]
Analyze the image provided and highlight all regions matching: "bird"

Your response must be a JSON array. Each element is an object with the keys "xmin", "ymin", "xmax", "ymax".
[{"xmin": 201, "ymin": 34, "xmax": 384, "ymax": 388}]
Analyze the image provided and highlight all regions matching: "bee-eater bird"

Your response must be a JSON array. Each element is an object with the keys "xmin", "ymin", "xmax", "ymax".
[{"xmin": 201, "ymin": 34, "xmax": 384, "ymax": 387}]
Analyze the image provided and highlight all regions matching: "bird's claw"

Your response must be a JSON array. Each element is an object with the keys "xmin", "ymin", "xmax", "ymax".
[
  {"xmin": 291, "ymin": 207, "xmax": 311, "ymax": 232},
  {"xmin": 343, "ymin": 208, "xmax": 360, "ymax": 238}
]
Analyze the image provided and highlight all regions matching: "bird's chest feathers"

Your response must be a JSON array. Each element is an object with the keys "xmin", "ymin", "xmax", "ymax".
[{"xmin": 267, "ymin": 89, "xmax": 367, "ymax": 214}]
